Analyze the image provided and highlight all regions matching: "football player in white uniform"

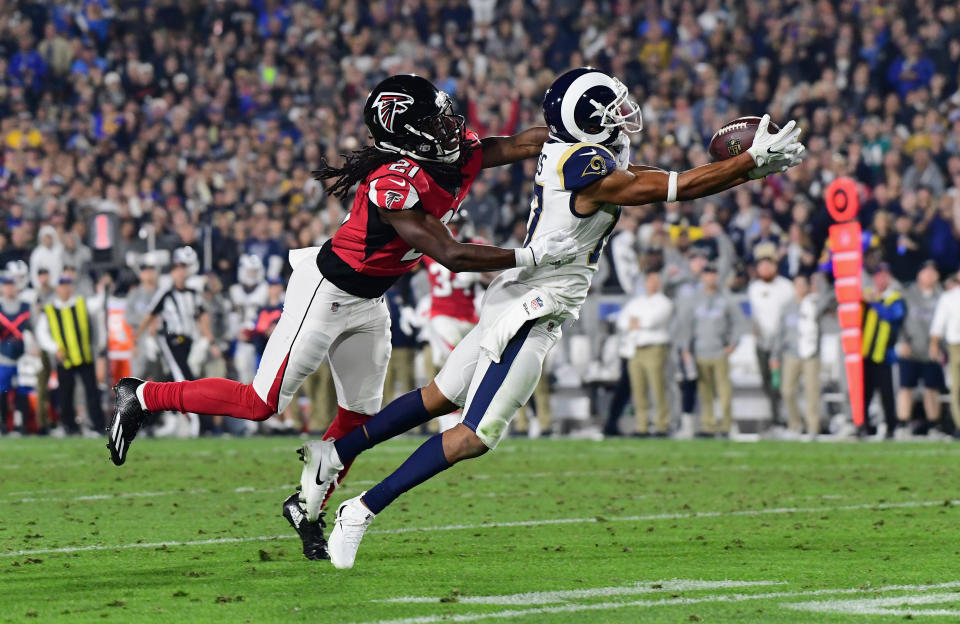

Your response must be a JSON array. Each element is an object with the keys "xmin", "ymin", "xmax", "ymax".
[
  {"xmin": 297, "ymin": 67, "xmax": 806, "ymax": 568},
  {"xmin": 229, "ymin": 255, "xmax": 269, "ymax": 385}
]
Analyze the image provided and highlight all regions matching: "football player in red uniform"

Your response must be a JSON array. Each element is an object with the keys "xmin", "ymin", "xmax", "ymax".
[
  {"xmin": 422, "ymin": 210, "xmax": 486, "ymax": 431},
  {"xmin": 107, "ymin": 74, "xmax": 577, "ymax": 559}
]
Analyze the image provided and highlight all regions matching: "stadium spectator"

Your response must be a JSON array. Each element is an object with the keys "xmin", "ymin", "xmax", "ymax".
[
  {"xmin": 623, "ymin": 271, "xmax": 673, "ymax": 435},
  {"xmin": 747, "ymin": 243, "xmax": 795, "ymax": 424},
  {"xmin": 35, "ymin": 275, "xmax": 104, "ymax": 435},
  {"xmin": 861, "ymin": 263, "xmax": 907, "ymax": 438},
  {"xmin": 384, "ymin": 275, "xmax": 418, "ymax": 405},
  {"xmin": 772, "ymin": 274, "xmax": 824, "ymax": 437},
  {"xmin": 898, "ymin": 261, "xmax": 946, "ymax": 434},
  {"xmin": 678, "ymin": 261, "xmax": 741, "ymax": 437},
  {"xmin": 125, "ymin": 254, "xmax": 163, "ymax": 381},
  {"xmin": 0, "ymin": 274, "xmax": 31, "ymax": 435},
  {"xmin": 930, "ymin": 274, "xmax": 960, "ymax": 435}
]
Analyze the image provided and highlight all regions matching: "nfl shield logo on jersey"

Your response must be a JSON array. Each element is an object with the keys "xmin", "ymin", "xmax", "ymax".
[
  {"xmin": 330, "ymin": 302, "xmax": 340, "ymax": 313},
  {"xmin": 531, "ymin": 296, "xmax": 543, "ymax": 310}
]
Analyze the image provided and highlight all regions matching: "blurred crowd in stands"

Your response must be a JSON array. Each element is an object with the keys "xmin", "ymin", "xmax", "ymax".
[{"xmin": 0, "ymin": 0, "xmax": 959, "ymax": 439}]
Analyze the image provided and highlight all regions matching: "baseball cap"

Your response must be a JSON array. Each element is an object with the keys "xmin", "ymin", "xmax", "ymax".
[
  {"xmin": 872, "ymin": 262, "xmax": 892, "ymax": 275},
  {"xmin": 58, "ymin": 276, "xmax": 74, "ymax": 285},
  {"xmin": 753, "ymin": 242, "xmax": 778, "ymax": 262},
  {"xmin": 0, "ymin": 275, "xmax": 13, "ymax": 285},
  {"xmin": 267, "ymin": 276, "xmax": 282, "ymax": 285}
]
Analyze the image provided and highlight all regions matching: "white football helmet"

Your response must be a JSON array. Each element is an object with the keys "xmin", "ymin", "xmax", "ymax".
[
  {"xmin": 237, "ymin": 254, "xmax": 265, "ymax": 287},
  {"xmin": 5, "ymin": 260, "xmax": 29, "ymax": 290},
  {"xmin": 172, "ymin": 246, "xmax": 200, "ymax": 276}
]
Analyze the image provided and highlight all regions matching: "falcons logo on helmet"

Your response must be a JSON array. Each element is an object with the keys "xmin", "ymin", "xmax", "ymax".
[{"xmin": 373, "ymin": 92, "xmax": 415, "ymax": 133}]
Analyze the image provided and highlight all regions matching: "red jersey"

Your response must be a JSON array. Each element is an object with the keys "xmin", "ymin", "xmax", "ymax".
[
  {"xmin": 423, "ymin": 255, "xmax": 480, "ymax": 323},
  {"xmin": 317, "ymin": 131, "xmax": 484, "ymax": 298}
]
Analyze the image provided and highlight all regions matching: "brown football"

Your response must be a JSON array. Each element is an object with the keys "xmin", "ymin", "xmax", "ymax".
[{"xmin": 708, "ymin": 116, "xmax": 780, "ymax": 161}]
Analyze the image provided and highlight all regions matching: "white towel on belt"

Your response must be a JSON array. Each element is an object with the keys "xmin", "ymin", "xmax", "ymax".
[{"xmin": 288, "ymin": 246, "xmax": 322, "ymax": 269}]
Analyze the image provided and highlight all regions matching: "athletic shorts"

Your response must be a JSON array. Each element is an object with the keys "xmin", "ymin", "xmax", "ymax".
[
  {"xmin": 898, "ymin": 359, "xmax": 946, "ymax": 391},
  {"xmin": 251, "ymin": 250, "xmax": 391, "ymax": 415},
  {"xmin": 435, "ymin": 317, "xmax": 561, "ymax": 450}
]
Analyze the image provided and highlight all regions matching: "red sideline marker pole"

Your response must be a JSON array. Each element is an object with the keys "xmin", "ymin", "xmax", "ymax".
[{"xmin": 825, "ymin": 177, "xmax": 864, "ymax": 427}]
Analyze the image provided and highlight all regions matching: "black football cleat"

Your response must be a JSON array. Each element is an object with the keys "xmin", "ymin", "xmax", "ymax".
[
  {"xmin": 107, "ymin": 377, "xmax": 149, "ymax": 466},
  {"xmin": 283, "ymin": 492, "xmax": 329, "ymax": 560}
]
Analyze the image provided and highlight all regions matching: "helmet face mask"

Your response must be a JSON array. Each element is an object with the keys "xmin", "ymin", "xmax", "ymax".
[
  {"xmin": 402, "ymin": 98, "xmax": 465, "ymax": 163},
  {"xmin": 543, "ymin": 68, "xmax": 642, "ymax": 146}
]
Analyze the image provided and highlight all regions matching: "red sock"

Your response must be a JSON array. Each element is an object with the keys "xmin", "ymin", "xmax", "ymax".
[
  {"xmin": 320, "ymin": 407, "xmax": 372, "ymax": 508},
  {"xmin": 142, "ymin": 379, "xmax": 274, "ymax": 421}
]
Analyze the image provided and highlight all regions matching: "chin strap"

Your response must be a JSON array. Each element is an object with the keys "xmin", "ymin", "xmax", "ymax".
[{"xmin": 375, "ymin": 141, "xmax": 460, "ymax": 165}]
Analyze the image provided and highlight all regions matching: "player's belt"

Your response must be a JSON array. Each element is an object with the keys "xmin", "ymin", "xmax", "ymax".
[{"xmin": 316, "ymin": 241, "xmax": 400, "ymax": 299}]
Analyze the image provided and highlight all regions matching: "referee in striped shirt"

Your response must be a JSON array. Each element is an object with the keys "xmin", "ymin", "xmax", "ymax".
[{"xmin": 134, "ymin": 248, "xmax": 220, "ymax": 434}]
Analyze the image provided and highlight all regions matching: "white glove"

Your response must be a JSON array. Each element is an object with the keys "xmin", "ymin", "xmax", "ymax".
[
  {"xmin": 516, "ymin": 231, "xmax": 578, "ymax": 267},
  {"xmin": 747, "ymin": 114, "xmax": 803, "ymax": 168},
  {"xmin": 748, "ymin": 145, "xmax": 806, "ymax": 179},
  {"xmin": 613, "ymin": 133, "xmax": 631, "ymax": 170},
  {"xmin": 398, "ymin": 306, "xmax": 420, "ymax": 335}
]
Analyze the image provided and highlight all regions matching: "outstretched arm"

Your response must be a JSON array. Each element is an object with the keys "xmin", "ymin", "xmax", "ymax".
[
  {"xmin": 480, "ymin": 126, "xmax": 550, "ymax": 169},
  {"xmin": 585, "ymin": 154, "xmax": 755, "ymax": 206},
  {"xmin": 382, "ymin": 207, "xmax": 576, "ymax": 272},
  {"xmin": 584, "ymin": 116, "xmax": 803, "ymax": 206}
]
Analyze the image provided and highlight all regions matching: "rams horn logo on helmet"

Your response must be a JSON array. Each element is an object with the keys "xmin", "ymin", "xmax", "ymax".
[
  {"xmin": 373, "ymin": 92, "xmax": 415, "ymax": 133},
  {"xmin": 384, "ymin": 190, "xmax": 405, "ymax": 209}
]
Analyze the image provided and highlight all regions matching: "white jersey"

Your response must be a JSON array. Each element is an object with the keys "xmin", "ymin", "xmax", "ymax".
[
  {"xmin": 511, "ymin": 139, "xmax": 626, "ymax": 315},
  {"xmin": 229, "ymin": 282, "xmax": 269, "ymax": 331}
]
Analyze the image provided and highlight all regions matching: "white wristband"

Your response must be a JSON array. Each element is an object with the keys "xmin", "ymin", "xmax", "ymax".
[
  {"xmin": 666, "ymin": 171, "xmax": 678, "ymax": 203},
  {"xmin": 515, "ymin": 247, "xmax": 536, "ymax": 267}
]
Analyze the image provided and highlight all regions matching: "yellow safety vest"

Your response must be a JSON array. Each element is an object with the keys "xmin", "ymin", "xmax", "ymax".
[
  {"xmin": 861, "ymin": 291, "xmax": 903, "ymax": 364},
  {"xmin": 45, "ymin": 297, "xmax": 93, "ymax": 369}
]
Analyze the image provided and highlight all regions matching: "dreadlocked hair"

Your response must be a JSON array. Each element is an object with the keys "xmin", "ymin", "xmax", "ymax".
[{"xmin": 313, "ymin": 142, "xmax": 477, "ymax": 200}]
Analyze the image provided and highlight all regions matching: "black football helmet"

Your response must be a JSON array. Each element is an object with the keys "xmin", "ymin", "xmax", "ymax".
[
  {"xmin": 448, "ymin": 208, "xmax": 474, "ymax": 241},
  {"xmin": 363, "ymin": 74, "xmax": 466, "ymax": 164}
]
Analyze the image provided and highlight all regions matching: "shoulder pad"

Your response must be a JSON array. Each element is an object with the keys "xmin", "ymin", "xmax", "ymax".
[
  {"xmin": 556, "ymin": 143, "xmax": 617, "ymax": 192},
  {"xmin": 368, "ymin": 174, "xmax": 421, "ymax": 211}
]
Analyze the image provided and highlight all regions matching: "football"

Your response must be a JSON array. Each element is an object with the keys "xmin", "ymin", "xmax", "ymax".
[{"xmin": 708, "ymin": 116, "xmax": 780, "ymax": 161}]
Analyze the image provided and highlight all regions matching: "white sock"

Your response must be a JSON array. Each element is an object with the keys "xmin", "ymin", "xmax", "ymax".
[{"xmin": 135, "ymin": 382, "xmax": 149, "ymax": 411}]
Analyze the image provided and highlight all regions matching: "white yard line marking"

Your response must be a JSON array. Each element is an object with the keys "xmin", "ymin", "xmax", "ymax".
[
  {"xmin": 786, "ymin": 592, "xmax": 960, "ymax": 616},
  {"xmin": 0, "ymin": 534, "xmax": 294, "ymax": 558},
  {"xmin": 2, "ymin": 498, "xmax": 956, "ymax": 558},
  {"xmin": 0, "ymin": 464, "xmax": 794, "ymax": 501},
  {"xmin": 0, "ymin": 484, "xmax": 297, "ymax": 505},
  {"xmin": 371, "ymin": 498, "xmax": 960, "ymax": 536},
  {"xmin": 379, "ymin": 580, "xmax": 785, "ymax": 605},
  {"xmin": 358, "ymin": 582, "xmax": 960, "ymax": 624},
  {"xmin": 0, "ymin": 483, "xmax": 536, "ymax": 505}
]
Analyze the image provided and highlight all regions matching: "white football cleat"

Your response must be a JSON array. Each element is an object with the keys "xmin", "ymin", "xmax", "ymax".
[
  {"xmin": 298, "ymin": 439, "xmax": 344, "ymax": 522},
  {"xmin": 328, "ymin": 493, "xmax": 375, "ymax": 569}
]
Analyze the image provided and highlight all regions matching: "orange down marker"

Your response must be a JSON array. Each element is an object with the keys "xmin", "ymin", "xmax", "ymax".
[{"xmin": 825, "ymin": 177, "xmax": 864, "ymax": 427}]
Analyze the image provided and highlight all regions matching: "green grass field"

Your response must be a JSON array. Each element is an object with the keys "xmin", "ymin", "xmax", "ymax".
[{"xmin": 2, "ymin": 436, "xmax": 960, "ymax": 623}]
